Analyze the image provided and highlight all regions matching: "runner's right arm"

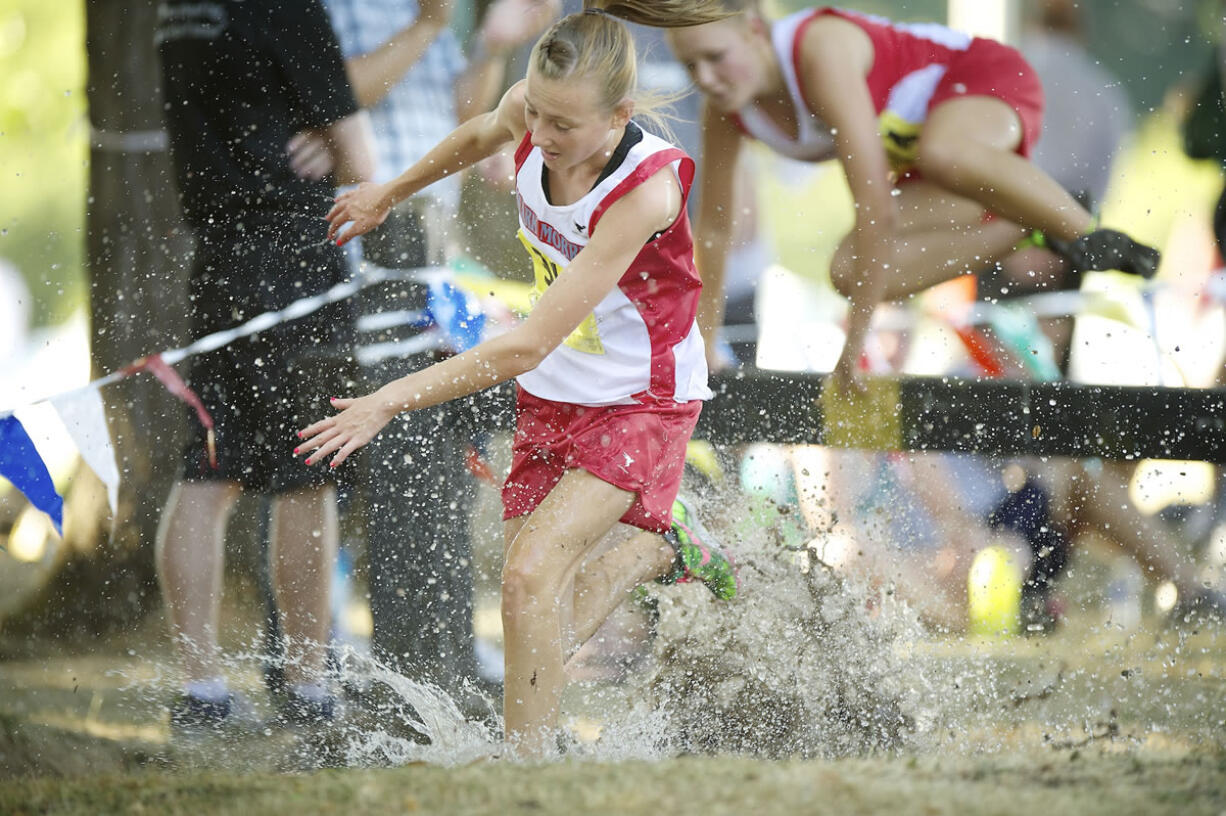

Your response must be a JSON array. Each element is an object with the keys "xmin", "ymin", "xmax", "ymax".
[{"xmin": 324, "ymin": 80, "xmax": 529, "ymax": 244}]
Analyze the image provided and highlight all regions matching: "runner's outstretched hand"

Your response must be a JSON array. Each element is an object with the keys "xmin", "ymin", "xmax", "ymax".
[
  {"xmin": 296, "ymin": 394, "xmax": 395, "ymax": 467},
  {"xmin": 325, "ymin": 182, "xmax": 392, "ymax": 246}
]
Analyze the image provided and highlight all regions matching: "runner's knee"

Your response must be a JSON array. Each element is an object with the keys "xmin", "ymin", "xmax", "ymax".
[
  {"xmin": 914, "ymin": 137, "xmax": 969, "ymax": 190},
  {"xmin": 501, "ymin": 548, "xmax": 563, "ymax": 617}
]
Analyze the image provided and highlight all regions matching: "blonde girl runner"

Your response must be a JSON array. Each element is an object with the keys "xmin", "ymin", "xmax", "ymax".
[{"xmin": 297, "ymin": 6, "xmax": 736, "ymax": 757}]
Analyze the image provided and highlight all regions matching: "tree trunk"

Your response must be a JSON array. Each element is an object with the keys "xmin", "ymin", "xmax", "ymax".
[{"xmin": 2, "ymin": 0, "xmax": 192, "ymax": 646}]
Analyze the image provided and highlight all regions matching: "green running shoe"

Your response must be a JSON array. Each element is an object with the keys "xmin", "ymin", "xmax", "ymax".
[{"xmin": 660, "ymin": 495, "xmax": 738, "ymax": 601}]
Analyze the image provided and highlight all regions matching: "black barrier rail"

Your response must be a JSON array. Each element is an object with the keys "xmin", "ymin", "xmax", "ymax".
[
  {"xmin": 455, "ymin": 369, "xmax": 1226, "ymax": 462},
  {"xmin": 691, "ymin": 369, "xmax": 1226, "ymax": 463}
]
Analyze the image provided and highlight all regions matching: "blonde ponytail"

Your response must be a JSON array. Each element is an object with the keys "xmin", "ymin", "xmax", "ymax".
[{"xmin": 584, "ymin": 0, "xmax": 755, "ymax": 28}]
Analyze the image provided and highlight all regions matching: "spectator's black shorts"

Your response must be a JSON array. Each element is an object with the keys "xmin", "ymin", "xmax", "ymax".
[{"xmin": 181, "ymin": 215, "xmax": 355, "ymax": 494}]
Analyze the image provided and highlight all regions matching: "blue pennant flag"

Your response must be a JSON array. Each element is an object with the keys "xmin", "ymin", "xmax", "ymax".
[
  {"xmin": 427, "ymin": 279, "xmax": 486, "ymax": 354},
  {"xmin": 0, "ymin": 415, "xmax": 64, "ymax": 536}
]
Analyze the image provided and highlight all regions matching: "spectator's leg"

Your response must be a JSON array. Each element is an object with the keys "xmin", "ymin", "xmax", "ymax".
[
  {"xmin": 269, "ymin": 483, "xmax": 339, "ymax": 687},
  {"xmin": 157, "ymin": 479, "xmax": 242, "ymax": 684}
]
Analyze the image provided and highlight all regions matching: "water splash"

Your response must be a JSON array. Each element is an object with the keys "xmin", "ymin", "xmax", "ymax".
[
  {"xmin": 627, "ymin": 497, "xmax": 931, "ymax": 759},
  {"xmin": 112, "ymin": 640, "xmax": 501, "ymax": 770},
  {"xmin": 330, "ymin": 648, "xmax": 499, "ymax": 767},
  {"xmin": 110, "ymin": 479, "xmax": 1222, "ymax": 770}
]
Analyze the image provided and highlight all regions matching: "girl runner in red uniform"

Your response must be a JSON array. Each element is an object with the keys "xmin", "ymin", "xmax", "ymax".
[
  {"xmin": 595, "ymin": 1, "xmax": 1159, "ymax": 387},
  {"xmin": 297, "ymin": 7, "xmax": 735, "ymax": 757}
]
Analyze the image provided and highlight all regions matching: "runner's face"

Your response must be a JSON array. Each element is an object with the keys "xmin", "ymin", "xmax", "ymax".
[
  {"xmin": 668, "ymin": 20, "xmax": 763, "ymax": 113},
  {"xmin": 524, "ymin": 71, "xmax": 629, "ymax": 171}
]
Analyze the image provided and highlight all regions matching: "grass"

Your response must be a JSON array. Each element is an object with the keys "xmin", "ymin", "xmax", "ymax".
[{"xmin": 0, "ymin": 743, "xmax": 1222, "ymax": 815}]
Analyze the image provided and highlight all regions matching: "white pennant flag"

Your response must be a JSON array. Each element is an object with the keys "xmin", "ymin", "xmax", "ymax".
[{"xmin": 49, "ymin": 389, "xmax": 120, "ymax": 517}]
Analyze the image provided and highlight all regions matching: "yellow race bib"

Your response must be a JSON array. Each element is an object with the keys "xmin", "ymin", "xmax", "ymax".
[
  {"xmin": 518, "ymin": 229, "xmax": 605, "ymax": 355},
  {"xmin": 878, "ymin": 111, "xmax": 922, "ymax": 175}
]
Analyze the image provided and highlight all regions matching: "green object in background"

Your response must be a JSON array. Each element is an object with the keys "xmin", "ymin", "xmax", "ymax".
[{"xmin": 967, "ymin": 545, "xmax": 1023, "ymax": 637}]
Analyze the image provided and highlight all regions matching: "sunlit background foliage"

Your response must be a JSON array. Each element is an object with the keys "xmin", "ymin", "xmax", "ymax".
[{"xmin": 0, "ymin": 0, "xmax": 86, "ymax": 328}]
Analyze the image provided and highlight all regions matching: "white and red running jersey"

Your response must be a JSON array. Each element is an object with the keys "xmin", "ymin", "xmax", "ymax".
[
  {"xmin": 512, "ymin": 122, "xmax": 712, "ymax": 406},
  {"xmin": 733, "ymin": 7, "xmax": 978, "ymax": 172}
]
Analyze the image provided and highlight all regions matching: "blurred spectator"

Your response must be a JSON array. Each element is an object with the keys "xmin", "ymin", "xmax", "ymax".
[
  {"xmin": 1182, "ymin": 1, "xmax": 1226, "ymax": 574},
  {"xmin": 1023, "ymin": 0, "xmax": 1132, "ymax": 210},
  {"xmin": 155, "ymin": 0, "xmax": 374, "ymax": 730},
  {"xmin": 1010, "ymin": 1, "xmax": 1221, "ymax": 628}
]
